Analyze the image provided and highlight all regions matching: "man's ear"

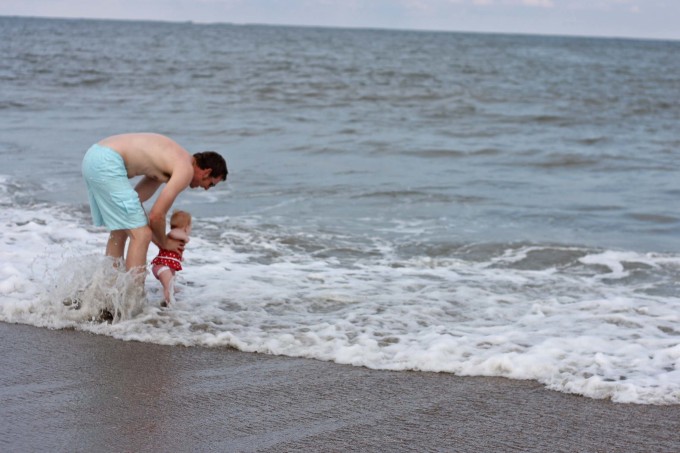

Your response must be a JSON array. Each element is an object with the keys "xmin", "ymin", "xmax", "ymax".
[{"xmin": 200, "ymin": 167, "xmax": 211, "ymax": 178}]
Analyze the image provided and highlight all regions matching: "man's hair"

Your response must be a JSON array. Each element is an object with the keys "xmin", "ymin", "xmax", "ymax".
[{"xmin": 194, "ymin": 151, "xmax": 228, "ymax": 181}]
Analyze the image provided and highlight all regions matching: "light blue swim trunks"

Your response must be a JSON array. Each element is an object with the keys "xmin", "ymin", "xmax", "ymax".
[{"xmin": 82, "ymin": 143, "xmax": 148, "ymax": 231}]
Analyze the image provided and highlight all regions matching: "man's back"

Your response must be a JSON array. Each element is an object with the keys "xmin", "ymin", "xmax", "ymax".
[{"xmin": 99, "ymin": 133, "xmax": 192, "ymax": 182}]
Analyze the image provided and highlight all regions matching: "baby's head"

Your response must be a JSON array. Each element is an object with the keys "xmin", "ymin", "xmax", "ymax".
[{"xmin": 170, "ymin": 210, "xmax": 192, "ymax": 233}]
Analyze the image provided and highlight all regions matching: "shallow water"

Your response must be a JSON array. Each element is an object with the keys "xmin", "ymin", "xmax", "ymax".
[{"xmin": 1, "ymin": 17, "xmax": 679, "ymax": 404}]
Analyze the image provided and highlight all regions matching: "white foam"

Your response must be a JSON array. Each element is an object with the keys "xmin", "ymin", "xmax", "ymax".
[{"xmin": 1, "ymin": 194, "xmax": 679, "ymax": 405}]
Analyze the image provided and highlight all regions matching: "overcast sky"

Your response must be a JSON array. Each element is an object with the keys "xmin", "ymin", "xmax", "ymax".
[{"xmin": 2, "ymin": 0, "xmax": 678, "ymax": 41}]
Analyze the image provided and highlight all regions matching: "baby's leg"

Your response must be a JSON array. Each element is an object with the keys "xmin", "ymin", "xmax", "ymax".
[{"xmin": 158, "ymin": 269, "xmax": 176, "ymax": 307}]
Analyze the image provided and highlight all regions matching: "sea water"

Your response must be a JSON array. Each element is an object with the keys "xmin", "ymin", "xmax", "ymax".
[{"xmin": 1, "ymin": 16, "xmax": 679, "ymax": 404}]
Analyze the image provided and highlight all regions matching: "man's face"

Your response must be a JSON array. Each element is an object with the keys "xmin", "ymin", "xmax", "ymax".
[
  {"xmin": 191, "ymin": 168, "xmax": 223, "ymax": 190},
  {"xmin": 200, "ymin": 176, "xmax": 222, "ymax": 190}
]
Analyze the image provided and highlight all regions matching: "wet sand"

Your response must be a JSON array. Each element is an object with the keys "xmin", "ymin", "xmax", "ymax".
[{"xmin": 1, "ymin": 321, "xmax": 678, "ymax": 452}]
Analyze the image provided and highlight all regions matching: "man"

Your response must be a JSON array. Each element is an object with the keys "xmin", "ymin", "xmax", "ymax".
[{"xmin": 82, "ymin": 132, "xmax": 227, "ymax": 276}]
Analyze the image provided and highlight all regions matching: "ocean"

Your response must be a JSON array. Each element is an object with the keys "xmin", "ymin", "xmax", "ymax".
[{"xmin": 1, "ymin": 16, "xmax": 679, "ymax": 404}]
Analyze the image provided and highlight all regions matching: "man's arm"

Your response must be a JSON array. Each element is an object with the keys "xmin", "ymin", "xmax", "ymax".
[
  {"xmin": 135, "ymin": 177, "xmax": 164, "ymax": 248},
  {"xmin": 148, "ymin": 169, "xmax": 193, "ymax": 251},
  {"xmin": 135, "ymin": 176, "xmax": 163, "ymax": 202}
]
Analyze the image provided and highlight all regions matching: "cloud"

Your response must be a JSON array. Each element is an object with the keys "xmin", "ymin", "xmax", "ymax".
[
  {"xmin": 469, "ymin": 0, "xmax": 555, "ymax": 7},
  {"xmin": 400, "ymin": 0, "xmax": 434, "ymax": 11},
  {"xmin": 520, "ymin": 0, "xmax": 554, "ymax": 7}
]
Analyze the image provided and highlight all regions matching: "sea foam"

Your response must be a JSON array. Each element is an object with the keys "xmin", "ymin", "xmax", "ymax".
[{"xmin": 1, "ymin": 193, "xmax": 679, "ymax": 405}]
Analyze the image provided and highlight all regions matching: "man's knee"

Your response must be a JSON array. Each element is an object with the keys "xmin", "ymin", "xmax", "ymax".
[
  {"xmin": 128, "ymin": 225, "xmax": 152, "ymax": 245},
  {"xmin": 107, "ymin": 230, "xmax": 129, "ymax": 259},
  {"xmin": 109, "ymin": 230, "xmax": 128, "ymax": 242}
]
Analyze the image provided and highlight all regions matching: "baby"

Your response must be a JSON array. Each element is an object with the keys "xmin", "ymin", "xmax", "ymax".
[{"xmin": 151, "ymin": 210, "xmax": 192, "ymax": 307}]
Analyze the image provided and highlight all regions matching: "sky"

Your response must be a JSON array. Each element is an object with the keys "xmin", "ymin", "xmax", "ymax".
[{"xmin": 1, "ymin": 0, "xmax": 679, "ymax": 41}]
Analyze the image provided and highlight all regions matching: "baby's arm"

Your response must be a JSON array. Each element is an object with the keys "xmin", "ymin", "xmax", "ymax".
[{"xmin": 168, "ymin": 228, "xmax": 190, "ymax": 243}]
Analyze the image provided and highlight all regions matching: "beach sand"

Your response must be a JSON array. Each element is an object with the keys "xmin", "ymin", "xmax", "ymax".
[{"xmin": 1, "ymin": 321, "xmax": 678, "ymax": 452}]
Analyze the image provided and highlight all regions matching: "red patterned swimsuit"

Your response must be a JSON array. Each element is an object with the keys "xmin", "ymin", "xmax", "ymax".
[
  {"xmin": 151, "ymin": 227, "xmax": 189, "ymax": 274},
  {"xmin": 151, "ymin": 249, "xmax": 183, "ymax": 271}
]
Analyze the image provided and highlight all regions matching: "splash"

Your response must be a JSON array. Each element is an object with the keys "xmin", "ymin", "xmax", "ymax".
[
  {"xmin": 49, "ymin": 255, "xmax": 147, "ymax": 323},
  {"xmin": 1, "ymin": 195, "xmax": 679, "ymax": 405}
]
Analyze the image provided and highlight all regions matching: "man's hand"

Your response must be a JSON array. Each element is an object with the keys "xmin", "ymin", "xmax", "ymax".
[
  {"xmin": 147, "ymin": 159, "xmax": 193, "ymax": 254},
  {"xmin": 163, "ymin": 236, "xmax": 186, "ymax": 254}
]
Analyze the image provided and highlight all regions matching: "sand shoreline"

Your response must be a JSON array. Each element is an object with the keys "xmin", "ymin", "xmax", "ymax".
[{"xmin": 1, "ymin": 321, "xmax": 678, "ymax": 452}]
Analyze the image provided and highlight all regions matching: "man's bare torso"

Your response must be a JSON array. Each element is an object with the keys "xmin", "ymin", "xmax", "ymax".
[{"xmin": 99, "ymin": 133, "xmax": 192, "ymax": 182}]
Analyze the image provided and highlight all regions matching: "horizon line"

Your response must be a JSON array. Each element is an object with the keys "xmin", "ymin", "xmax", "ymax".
[{"xmin": 2, "ymin": 13, "xmax": 678, "ymax": 44}]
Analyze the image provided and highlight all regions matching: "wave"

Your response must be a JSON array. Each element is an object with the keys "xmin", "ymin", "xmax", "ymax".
[{"xmin": 1, "ymin": 192, "xmax": 679, "ymax": 405}]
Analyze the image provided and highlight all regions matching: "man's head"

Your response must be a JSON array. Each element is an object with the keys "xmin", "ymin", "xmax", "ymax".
[{"xmin": 191, "ymin": 151, "xmax": 228, "ymax": 190}]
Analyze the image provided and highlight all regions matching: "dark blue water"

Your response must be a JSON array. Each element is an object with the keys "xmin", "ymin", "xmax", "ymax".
[
  {"xmin": 1, "ymin": 16, "xmax": 679, "ymax": 251},
  {"xmin": 1, "ymin": 16, "xmax": 680, "ymax": 404}
]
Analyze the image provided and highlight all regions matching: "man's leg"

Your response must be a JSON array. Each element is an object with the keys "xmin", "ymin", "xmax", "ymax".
[
  {"xmin": 125, "ymin": 225, "xmax": 152, "ymax": 272},
  {"xmin": 106, "ymin": 230, "xmax": 128, "ymax": 265}
]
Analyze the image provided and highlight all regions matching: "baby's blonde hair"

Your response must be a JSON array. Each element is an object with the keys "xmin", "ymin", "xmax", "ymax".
[{"xmin": 170, "ymin": 210, "xmax": 192, "ymax": 229}]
